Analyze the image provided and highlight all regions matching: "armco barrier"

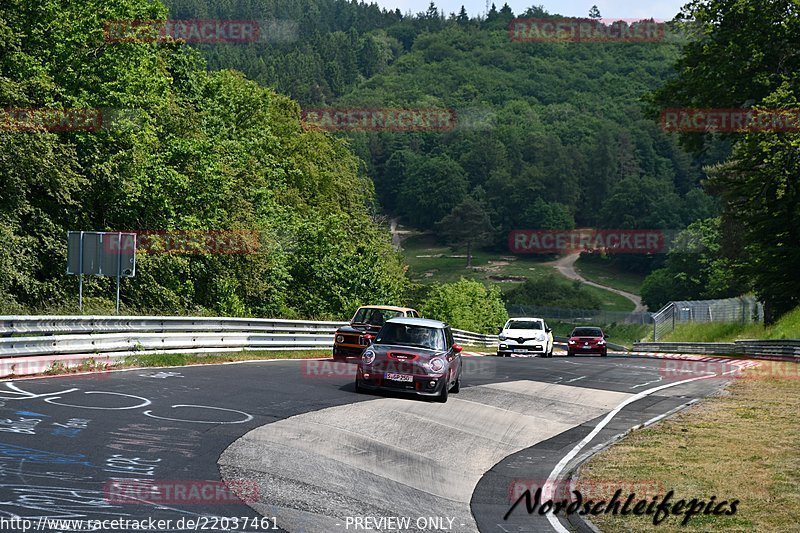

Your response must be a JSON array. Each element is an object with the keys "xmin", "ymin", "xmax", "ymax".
[
  {"xmin": 0, "ymin": 315, "xmax": 344, "ymax": 336},
  {"xmin": 0, "ymin": 316, "xmax": 499, "ymax": 377},
  {"xmin": 633, "ymin": 340, "xmax": 800, "ymax": 361}
]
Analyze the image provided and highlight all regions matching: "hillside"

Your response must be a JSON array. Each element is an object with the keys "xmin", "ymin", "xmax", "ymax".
[
  {"xmin": 0, "ymin": 0, "xmax": 406, "ymax": 318},
  {"xmin": 164, "ymin": 0, "xmax": 723, "ymax": 272}
]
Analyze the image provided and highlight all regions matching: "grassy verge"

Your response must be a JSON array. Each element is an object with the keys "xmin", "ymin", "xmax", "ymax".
[
  {"xmin": 578, "ymin": 284, "xmax": 636, "ymax": 312},
  {"xmin": 35, "ymin": 350, "xmax": 331, "ymax": 377},
  {"xmin": 577, "ymin": 360, "xmax": 800, "ymax": 532},
  {"xmin": 574, "ymin": 255, "xmax": 646, "ymax": 295},
  {"xmin": 660, "ymin": 307, "xmax": 800, "ymax": 342},
  {"xmin": 119, "ymin": 350, "xmax": 329, "ymax": 368}
]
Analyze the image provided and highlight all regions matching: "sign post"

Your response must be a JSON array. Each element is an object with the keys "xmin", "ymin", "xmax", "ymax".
[{"xmin": 67, "ymin": 231, "xmax": 136, "ymax": 313}]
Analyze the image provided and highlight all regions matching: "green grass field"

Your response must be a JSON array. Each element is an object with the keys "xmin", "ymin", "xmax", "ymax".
[
  {"xmin": 574, "ymin": 255, "xmax": 647, "ymax": 295},
  {"xmin": 579, "ymin": 360, "xmax": 800, "ymax": 532},
  {"xmin": 402, "ymin": 234, "xmax": 635, "ymax": 312},
  {"xmin": 402, "ymin": 234, "xmax": 554, "ymax": 285}
]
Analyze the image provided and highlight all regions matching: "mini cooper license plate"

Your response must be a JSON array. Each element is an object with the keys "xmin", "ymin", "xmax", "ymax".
[{"xmin": 385, "ymin": 373, "xmax": 413, "ymax": 382}]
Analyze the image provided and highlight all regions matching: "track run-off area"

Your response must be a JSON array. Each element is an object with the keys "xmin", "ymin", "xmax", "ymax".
[{"xmin": 0, "ymin": 352, "xmax": 757, "ymax": 533}]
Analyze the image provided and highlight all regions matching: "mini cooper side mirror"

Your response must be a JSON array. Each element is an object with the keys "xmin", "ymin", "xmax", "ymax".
[{"xmin": 452, "ymin": 344, "xmax": 463, "ymax": 353}]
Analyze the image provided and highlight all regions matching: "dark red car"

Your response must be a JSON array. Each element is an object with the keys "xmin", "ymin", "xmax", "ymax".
[{"xmin": 566, "ymin": 327, "xmax": 608, "ymax": 357}]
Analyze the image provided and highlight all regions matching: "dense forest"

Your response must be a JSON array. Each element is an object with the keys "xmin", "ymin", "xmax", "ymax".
[
  {"xmin": 166, "ymin": 0, "xmax": 722, "ymax": 246},
  {"xmin": 163, "ymin": 0, "xmax": 797, "ymax": 319},
  {"xmin": 2, "ymin": 0, "xmax": 797, "ymax": 322},
  {"xmin": 0, "ymin": 0, "xmax": 405, "ymax": 318}
]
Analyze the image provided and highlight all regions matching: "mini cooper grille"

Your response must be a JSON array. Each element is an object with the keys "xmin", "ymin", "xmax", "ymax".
[{"xmin": 371, "ymin": 360, "xmax": 424, "ymax": 375}]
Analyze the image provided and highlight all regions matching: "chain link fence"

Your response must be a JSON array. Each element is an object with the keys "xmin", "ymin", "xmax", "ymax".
[
  {"xmin": 506, "ymin": 304, "xmax": 653, "ymax": 325},
  {"xmin": 652, "ymin": 296, "xmax": 764, "ymax": 340}
]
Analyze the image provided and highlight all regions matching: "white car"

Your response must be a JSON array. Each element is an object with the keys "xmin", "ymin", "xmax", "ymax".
[{"xmin": 496, "ymin": 318, "xmax": 554, "ymax": 357}]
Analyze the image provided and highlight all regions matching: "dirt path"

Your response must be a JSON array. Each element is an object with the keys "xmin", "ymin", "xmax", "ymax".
[
  {"xmin": 389, "ymin": 218, "xmax": 415, "ymax": 251},
  {"xmin": 547, "ymin": 252, "xmax": 646, "ymax": 312}
]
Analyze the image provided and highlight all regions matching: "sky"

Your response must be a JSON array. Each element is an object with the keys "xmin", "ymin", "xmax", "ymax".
[{"xmin": 373, "ymin": 0, "xmax": 686, "ymax": 21}]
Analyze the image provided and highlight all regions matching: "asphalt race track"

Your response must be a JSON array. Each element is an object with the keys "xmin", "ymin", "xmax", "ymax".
[{"xmin": 0, "ymin": 354, "xmax": 749, "ymax": 533}]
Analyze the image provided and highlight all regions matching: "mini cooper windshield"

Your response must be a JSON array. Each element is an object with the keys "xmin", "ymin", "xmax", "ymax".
[{"xmin": 374, "ymin": 323, "xmax": 447, "ymax": 351}]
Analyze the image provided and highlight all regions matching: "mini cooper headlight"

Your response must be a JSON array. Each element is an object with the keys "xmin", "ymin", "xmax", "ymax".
[
  {"xmin": 336, "ymin": 335, "xmax": 345, "ymax": 343},
  {"xmin": 428, "ymin": 358, "xmax": 445, "ymax": 373},
  {"xmin": 362, "ymin": 350, "xmax": 376, "ymax": 365}
]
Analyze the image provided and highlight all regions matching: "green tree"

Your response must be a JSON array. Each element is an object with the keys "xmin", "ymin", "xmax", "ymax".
[
  {"xmin": 456, "ymin": 6, "xmax": 469, "ymax": 25},
  {"xmin": 504, "ymin": 275, "xmax": 601, "ymax": 310},
  {"xmin": 0, "ymin": 0, "xmax": 408, "ymax": 318},
  {"xmin": 436, "ymin": 197, "xmax": 495, "ymax": 267},
  {"xmin": 648, "ymin": 0, "xmax": 800, "ymax": 320},
  {"xmin": 398, "ymin": 154, "xmax": 468, "ymax": 228},
  {"xmin": 421, "ymin": 278, "xmax": 508, "ymax": 333},
  {"xmin": 640, "ymin": 218, "xmax": 745, "ymax": 310}
]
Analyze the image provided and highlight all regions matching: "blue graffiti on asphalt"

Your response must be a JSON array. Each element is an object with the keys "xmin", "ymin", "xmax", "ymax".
[
  {"xmin": 0, "ymin": 443, "xmax": 93, "ymax": 467},
  {"xmin": 15, "ymin": 411, "xmax": 48, "ymax": 418}
]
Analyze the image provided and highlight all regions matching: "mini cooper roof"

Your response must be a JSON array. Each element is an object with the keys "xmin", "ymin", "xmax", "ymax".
[{"xmin": 385, "ymin": 317, "xmax": 447, "ymax": 328}]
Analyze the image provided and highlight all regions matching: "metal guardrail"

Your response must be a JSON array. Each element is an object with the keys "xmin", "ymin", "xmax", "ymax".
[
  {"xmin": 633, "ymin": 340, "xmax": 800, "ymax": 361},
  {"xmin": 452, "ymin": 328, "xmax": 498, "ymax": 348},
  {"xmin": 0, "ymin": 315, "xmax": 345, "ymax": 336},
  {"xmin": 0, "ymin": 316, "xmax": 499, "ymax": 362}
]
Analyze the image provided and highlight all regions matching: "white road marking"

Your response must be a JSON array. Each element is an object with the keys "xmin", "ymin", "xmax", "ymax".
[
  {"xmin": 630, "ymin": 376, "xmax": 663, "ymax": 389},
  {"xmin": 544, "ymin": 364, "xmax": 747, "ymax": 532},
  {"xmin": 142, "ymin": 405, "xmax": 253, "ymax": 424}
]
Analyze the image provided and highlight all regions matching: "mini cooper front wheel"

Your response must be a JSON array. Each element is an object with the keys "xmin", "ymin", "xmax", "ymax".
[
  {"xmin": 435, "ymin": 381, "xmax": 449, "ymax": 403},
  {"xmin": 450, "ymin": 374, "xmax": 461, "ymax": 393}
]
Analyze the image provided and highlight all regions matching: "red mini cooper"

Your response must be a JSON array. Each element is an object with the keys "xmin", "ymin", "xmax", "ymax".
[{"xmin": 355, "ymin": 317, "xmax": 463, "ymax": 403}]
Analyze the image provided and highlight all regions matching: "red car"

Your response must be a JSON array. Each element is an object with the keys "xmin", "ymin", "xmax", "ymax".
[{"xmin": 567, "ymin": 327, "xmax": 608, "ymax": 357}]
